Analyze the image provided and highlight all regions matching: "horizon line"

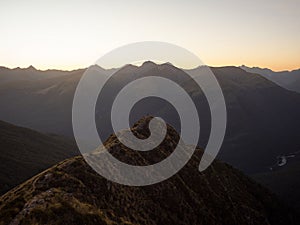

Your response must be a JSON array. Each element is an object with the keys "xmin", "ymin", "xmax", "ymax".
[{"xmin": 0, "ymin": 63, "xmax": 299, "ymax": 73}]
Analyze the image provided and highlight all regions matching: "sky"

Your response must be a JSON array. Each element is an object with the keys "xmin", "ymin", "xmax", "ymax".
[{"xmin": 0, "ymin": 0, "xmax": 299, "ymax": 71}]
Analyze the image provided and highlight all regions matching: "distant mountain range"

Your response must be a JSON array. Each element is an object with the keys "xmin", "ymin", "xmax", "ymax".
[
  {"xmin": 240, "ymin": 65, "xmax": 300, "ymax": 93},
  {"xmin": 1, "ymin": 63, "xmax": 299, "ymax": 172},
  {"xmin": 0, "ymin": 117, "xmax": 297, "ymax": 225},
  {"xmin": 1, "ymin": 63, "xmax": 300, "ymax": 211},
  {"xmin": 0, "ymin": 65, "xmax": 83, "ymax": 84}
]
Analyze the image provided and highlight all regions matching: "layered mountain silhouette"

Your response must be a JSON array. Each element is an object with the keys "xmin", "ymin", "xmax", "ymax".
[
  {"xmin": 240, "ymin": 65, "xmax": 300, "ymax": 93},
  {"xmin": 0, "ymin": 120, "xmax": 78, "ymax": 195},
  {"xmin": 1, "ymin": 62, "xmax": 300, "ymax": 210},
  {"xmin": 0, "ymin": 117, "xmax": 297, "ymax": 225},
  {"xmin": 2, "ymin": 62, "xmax": 299, "ymax": 172},
  {"xmin": 0, "ymin": 65, "xmax": 82, "ymax": 84}
]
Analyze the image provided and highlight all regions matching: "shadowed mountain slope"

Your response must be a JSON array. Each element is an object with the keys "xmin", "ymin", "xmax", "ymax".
[
  {"xmin": 0, "ymin": 117, "xmax": 298, "ymax": 225},
  {"xmin": 1, "ymin": 64, "xmax": 300, "ymax": 173},
  {"xmin": 240, "ymin": 65, "xmax": 300, "ymax": 93},
  {"xmin": 253, "ymin": 159, "xmax": 300, "ymax": 213},
  {"xmin": 1, "ymin": 63, "xmax": 300, "ymax": 213},
  {"xmin": 0, "ymin": 120, "xmax": 79, "ymax": 195}
]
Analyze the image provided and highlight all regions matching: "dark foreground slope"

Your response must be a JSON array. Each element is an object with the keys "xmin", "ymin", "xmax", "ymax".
[
  {"xmin": 0, "ymin": 118, "xmax": 297, "ymax": 225},
  {"xmin": 0, "ymin": 120, "xmax": 78, "ymax": 195},
  {"xmin": 253, "ymin": 160, "xmax": 300, "ymax": 213}
]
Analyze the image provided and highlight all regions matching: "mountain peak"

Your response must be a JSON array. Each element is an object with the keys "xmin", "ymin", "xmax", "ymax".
[
  {"xmin": 140, "ymin": 60, "xmax": 158, "ymax": 69},
  {"xmin": 140, "ymin": 61, "xmax": 176, "ymax": 68},
  {"xmin": 101, "ymin": 116, "xmax": 181, "ymax": 166},
  {"xmin": 27, "ymin": 65, "xmax": 37, "ymax": 70}
]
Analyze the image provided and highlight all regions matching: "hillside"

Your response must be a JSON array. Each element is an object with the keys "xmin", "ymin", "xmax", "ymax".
[
  {"xmin": 252, "ymin": 160, "xmax": 300, "ymax": 212},
  {"xmin": 0, "ymin": 117, "xmax": 297, "ymax": 225},
  {"xmin": 0, "ymin": 120, "xmax": 79, "ymax": 195},
  {"xmin": 240, "ymin": 65, "xmax": 300, "ymax": 93},
  {"xmin": 1, "ymin": 63, "xmax": 300, "ymax": 213},
  {"xmin": 1, "ymin": 63, "xmax": 300, "ymax": 174}
]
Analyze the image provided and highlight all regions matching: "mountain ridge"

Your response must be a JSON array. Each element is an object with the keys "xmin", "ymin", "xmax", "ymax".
[
  {"xmin": 240, "ymin": 65, "xmax": 300, "ymax": 93},
  {"xmin": 0, "ymin": 117, "xmax": 297, "ymax": 225},
  {"xmin": 1, "ymin": 62, "xmax": 300, "ymax": 212}
]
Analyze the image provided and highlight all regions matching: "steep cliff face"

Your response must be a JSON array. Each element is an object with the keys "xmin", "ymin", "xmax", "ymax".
[{"xmin": 0, "ymin": 118, "xmax": 297, "ymax": 225}]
